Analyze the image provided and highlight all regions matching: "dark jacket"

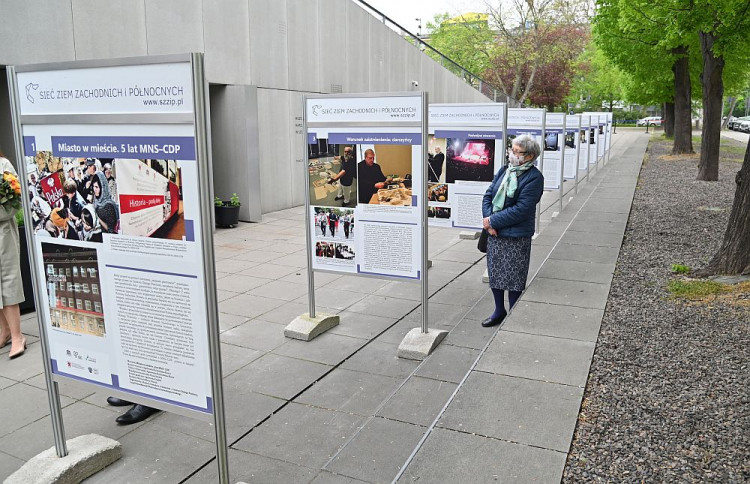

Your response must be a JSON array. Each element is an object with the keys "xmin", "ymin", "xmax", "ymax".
[{"xmin": 482, "ymin": 165, "xmax": 544, "ymax": 238}]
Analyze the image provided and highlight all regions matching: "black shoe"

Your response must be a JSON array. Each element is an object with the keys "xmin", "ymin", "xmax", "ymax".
[
  {"xmin": 116, "ymin": 404, "xmax": 160, "ymax": 425},
  {"xmin": 334, "ymin": 196, "xmax": 344, "ymax": 201},
  {"xmin": 481, "ymin": 312, "xmax": 507, "ymax": 327},
  {"xmin": 107, "ymin": 396, "xmax": 133, "ymax": 407}
]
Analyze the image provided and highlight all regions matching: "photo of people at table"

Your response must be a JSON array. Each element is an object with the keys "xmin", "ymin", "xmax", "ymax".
[
  {"xmin": 356, "ymin": 145, "xmax": 413, "ymax": 206},
  {"xmin": 313, "ymin": 207, "xmax": 355, "ymax": 240},
  {"xmin": 428, "ymin": 183, "xmax": 448, "ymax": 203},
  {"xmin": 445, "ymin": 137, "xmax": 495, "ymax": 183}
]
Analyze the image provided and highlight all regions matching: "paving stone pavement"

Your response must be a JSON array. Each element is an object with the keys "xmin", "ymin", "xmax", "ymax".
[{"xmin": 0, "ymin": 129, "xmax": 648, "ymax": 483}]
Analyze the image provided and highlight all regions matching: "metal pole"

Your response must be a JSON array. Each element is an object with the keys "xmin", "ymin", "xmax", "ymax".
[
  {"xmin": 7, "ymin": 66, "xmax": 69, "ymax": 458},
  {"xmin": 191, "ymin": 53, "xmax": 229, "ymax": 484},
  {"xmin": 574, "ymin": 125, "xmax": 580, "ymax": 195},
  {"xmin": 558, "ymin": 119, "xmax": 565, "ymax": 216},
  {"xmin": 536, "ymin": 110, "xmax": 545, "ymax": 235},
  {"xmin": 421, "ymin": 92, "xmax": 429, "ymax": 334},
  {"xmin": 302, "ymin": 96, "xmax": 316, "ymax": 319}
]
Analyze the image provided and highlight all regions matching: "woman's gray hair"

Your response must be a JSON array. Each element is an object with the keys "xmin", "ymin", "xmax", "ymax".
[{"xmin": 511, "ymin": 134, "xmax": 541, "ymax": 162}]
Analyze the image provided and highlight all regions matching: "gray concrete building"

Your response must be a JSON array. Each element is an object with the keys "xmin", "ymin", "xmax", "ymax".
[{"xmin": 0, "ymin": 0, "xmax": 491, "ymax": 219}]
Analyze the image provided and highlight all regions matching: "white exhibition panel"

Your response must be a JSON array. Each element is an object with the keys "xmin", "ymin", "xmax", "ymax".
[
  {"xmin": 543, "ymin": 112, "xmax": 565, "ymax": 190},
  {"xmin": 579, "ymin": 114, "xmax": 591, "ymax": 171},
  {"xmin": 507, "ymin": 107, "xmax": 547, "ymax": 187},
  {"xmin": 15, "ymin": 58, "xmax": 215, "ymax": 417},
  {"xmin": 306, "ymin": 94, "xmax": 425, "ymax": 281},
  {"xmin": 564, "ymin": 114, "xmax": 581, "ymax": 180},
  {"xmin": 586, "ymin": 114, "xmax": 599, "ymax": 165},
  {"xmin": 427, "ymin": 103, "xmax": 506, "ymax": 230}
]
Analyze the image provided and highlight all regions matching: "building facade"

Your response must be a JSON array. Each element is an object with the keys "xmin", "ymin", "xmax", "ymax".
[{"xmin": 43, "ymin": 244, "xmax": 106, "ymax": 337}]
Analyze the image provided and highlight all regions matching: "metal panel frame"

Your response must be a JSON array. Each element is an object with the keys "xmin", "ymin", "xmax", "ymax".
[
  {"xmin": 7, "ymin": 53, "xmax": 229, "ymax": 482},
  {"xmin": 302, "ymin": 91, "xmax": 429, "ymax": 334}
]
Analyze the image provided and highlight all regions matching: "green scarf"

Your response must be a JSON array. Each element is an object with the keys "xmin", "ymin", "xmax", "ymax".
[{"xmin": 492, "ymin": 162, "xmax": 534, "ymax": 213}]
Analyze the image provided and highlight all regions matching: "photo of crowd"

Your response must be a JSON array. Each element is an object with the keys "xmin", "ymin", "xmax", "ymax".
[
  {"xmin": 446, "ymin": 138, "xmax": 495, "ymax": 183},
  {"xmin": 428, "ymin": 184, "xmax": 448, "ymax": 203},
  {"xmin": 316, "ymin": 242, "xmax": 335, "ymax": 258},
  {"xmin": 26, "ymin": 152, "xmax": 119, "ymax": 243},
  {"xmin": 428, "ymin": 206, "xmax": 451, "ymax": 219},
  {"xmin": 357, "ymin": 145, "xmax": 413, "ymax": 206},
  {"xmin": 314, "ymin": 207, "xmax": 355, "ymax": 240}
]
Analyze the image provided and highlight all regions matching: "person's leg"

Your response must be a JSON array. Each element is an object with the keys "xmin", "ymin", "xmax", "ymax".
[
  {"xmin": 0, "ymin": 309, "xmax": 10, "ymax": 346},
  {"xmin": 343, "ymin": 184, "xmax": 352, "ymax": 204},
  {"xmin": 489, "ymin": 288, "xmax": 506, "ymax": 320},
  {"xmin": 508, "ymin": 290, "xmax": 522, "ymax": 310},
  {"xmin": 335, "ymin": 183, "xmax": 344, "ymax": 201},
  {"xmin": 1, "ymin": 305, "xmax": 25, "ymax": 357}
]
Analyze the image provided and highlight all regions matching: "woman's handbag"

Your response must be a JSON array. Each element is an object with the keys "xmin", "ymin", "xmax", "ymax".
[{"xmin": 477, "ymin": 229, "xmax": 488, "ymax": 253}]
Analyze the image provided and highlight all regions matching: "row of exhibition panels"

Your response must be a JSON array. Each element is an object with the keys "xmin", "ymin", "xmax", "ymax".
[{"xmin": 3, "ymin": 54, "xmax": 613, "ymax": 483}]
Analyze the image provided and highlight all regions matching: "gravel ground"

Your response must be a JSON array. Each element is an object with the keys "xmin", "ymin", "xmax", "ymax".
[{"xmin": 563, "ymin": 136, "xmax": 750, "ymax": 483}]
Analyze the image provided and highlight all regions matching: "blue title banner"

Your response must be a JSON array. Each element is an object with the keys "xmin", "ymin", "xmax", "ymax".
[
  {"xmin": 51, "ymin": 136, "xmax": 196, "ymax": 160},
  {"xmin": 308, "ymin": 133, "xmax": 318, "ymax": 144},
  {"xmin": 507, "ymin": 129, "xmax": 542, "ymax": 136},
  {"xmin": 329, "ymin": 133, "xmax": 421, "ymax": 145},
  {"xmin": 434, "ymin": 130, "xmax": 503, "ymax": 140}
]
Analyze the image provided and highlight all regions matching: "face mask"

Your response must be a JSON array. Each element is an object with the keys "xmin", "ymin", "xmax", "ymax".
[{"xmin": 508, "ymin": 153, "xmax": 524, "ymax": 166}]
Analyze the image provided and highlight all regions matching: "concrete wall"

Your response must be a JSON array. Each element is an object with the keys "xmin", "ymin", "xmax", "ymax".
[{"xmin": 0, "ymin": 0, "xmax": 492, "ymax": 215}]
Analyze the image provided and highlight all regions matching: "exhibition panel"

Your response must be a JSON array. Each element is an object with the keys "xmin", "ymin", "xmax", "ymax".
[
  {"xmin": 8, "ymin": 54, "xmax": 228, "ymax": 480},
  {"xmin": 578, "ymin": 114, "xmax": 591, "ymax": 173},
  {"xmin": 427, "ymin": 103, "xmax": 507, "ymax": 230},
  {"xmin": 564, "ymin": 114, "xmax": 581, "ymax": 181},
  {"xmin": 507, "ymin": 108, "xmax": 546, "ymax": 234}
]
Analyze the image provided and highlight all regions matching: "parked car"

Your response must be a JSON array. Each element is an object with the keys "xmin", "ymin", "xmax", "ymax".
[
  {"xmin": 636, "ymin": 116, "xmax": 663, "ymax": 126},
  {"xmin": 728, "ymin": 116, "xmax": 750, "ymax": 130},
  {"xmin": 738, "ymin": 120, "xmax": 750, "ymax": 133}
]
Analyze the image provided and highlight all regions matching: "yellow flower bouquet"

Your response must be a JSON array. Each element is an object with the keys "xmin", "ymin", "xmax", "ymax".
[{"xmin": 0, "ymin": 171, "xmax": 22, "ymax": 212}]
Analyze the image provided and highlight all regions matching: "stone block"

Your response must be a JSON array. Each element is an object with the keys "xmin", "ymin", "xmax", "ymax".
[
  {"xmin": 6, "ymin": 434, "xmax": 121, "ymax": 484},
  {"xmin": 397, "ymin": 328, "xmax": 449, "ymax": 360},
  {"xmin": 459, "ymin": 231, "xmax": 480, "ymax": 240},
  {"xmin": 284, "ymin": 313, "xmax": 339, "ymax": 342}
]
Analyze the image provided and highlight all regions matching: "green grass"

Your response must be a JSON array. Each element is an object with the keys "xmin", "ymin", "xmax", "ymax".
[
  {"xmin": 667, "ymin": 279, "xmax": 729, "ymax": 299},
  {"xmin": 671, "ymin": 264, "xmax": 690, "ymax": 274}
]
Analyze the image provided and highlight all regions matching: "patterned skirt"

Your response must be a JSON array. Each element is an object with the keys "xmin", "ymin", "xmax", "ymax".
[{"xmin": 486, "ymin": 235, "xmax": 532, "ymax": 292}]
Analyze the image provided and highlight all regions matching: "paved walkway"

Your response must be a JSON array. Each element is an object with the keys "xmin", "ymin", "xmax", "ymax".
[{"xmin": 0, "ymin": 130, "xmax": 647, "ymax": 483}]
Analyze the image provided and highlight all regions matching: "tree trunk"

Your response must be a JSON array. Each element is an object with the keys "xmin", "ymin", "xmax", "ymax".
[
  {"xmin": 698, "ymin": 32, "xmax": 725, "ymax": 181},
  {"xmin": 672, "ymin": 46, "xmax": 694, "ymax": 154},
  {"xmin": 664, "ymin": 102, "xmax": 675, "ymax": 138},
  {"xmin": 696, "ymin": 139, "xmax": 750, "ymax": 276}
]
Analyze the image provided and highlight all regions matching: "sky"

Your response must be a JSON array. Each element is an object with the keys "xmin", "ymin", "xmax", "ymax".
[{"xmin": 361, "ymin": 0, "xmax": 487, "ymax": 36}]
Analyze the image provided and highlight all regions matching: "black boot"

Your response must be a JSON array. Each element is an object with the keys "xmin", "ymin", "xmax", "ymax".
[{"xmin": 116, "ymin": 404, "xmax": 160, "ymax": 425}]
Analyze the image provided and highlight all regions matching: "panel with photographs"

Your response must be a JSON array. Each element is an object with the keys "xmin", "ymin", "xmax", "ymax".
[
  {"xmin": 445, "ymin": 138, "xmax": 495, "ymax": 183},
  {"xmin": 26, "ymin": 152, "xmax": 185, "ymax": 242}
]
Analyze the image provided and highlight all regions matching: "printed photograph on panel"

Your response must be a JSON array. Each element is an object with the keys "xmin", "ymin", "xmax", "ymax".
[
  {"xmin": 544, "ymin": 132, "xmax": 560, "ymax": 151},
  {"xmin": 308, "ymin": 142, "xmax": 358, "ymax": 208},
  {"xmin": 446, "ymin": 138, "xmax": 495, "ymax": 183},
  {"xmin": 314, "ymin": 207, "xmax": 355, "ymax": 241},
  {"xmin": 427, "ymin": 135, "xmax": 447, "ymax": 183},
  {"xmin": 565, "ymin": 131, "xmax": 576, "ymax": 149},
  {"xmin": 428, "ymin": 206, "xmax": 451, "ymax": 219},
  {"xmin": 428, "ymin": 183, "xmax": 448, "ymax": 203},
  {"xmin": 357, "ymin": 145, "xmax": 413, "ymax": 206},
  {"xmin": 26, "ymin": 153, "xmax": 185, "ymax": 241},
  {"xmin": 42, "ymin": 242, "xmax": 106, "ymax": 338}
]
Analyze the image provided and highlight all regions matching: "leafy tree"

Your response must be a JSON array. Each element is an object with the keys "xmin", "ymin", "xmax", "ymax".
[
  {"xmin": 593, "ymin": 0, "xmax": 694, "ymax": 154},
  {"xmin": 424, "ymin": 13, "xmax": 496, "ymax": 82},
  {"xmin": 566, "ymin": 43, "xmax": 628, "ymax": 112}
]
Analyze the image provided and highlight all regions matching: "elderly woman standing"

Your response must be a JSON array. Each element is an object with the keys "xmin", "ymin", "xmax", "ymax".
[
  {"xmin": 0, "ymin": 152, "xmax": 26, "ymax": 358},
  {"xmin": 481, "ymin": 134, "xmax": 544, "ymax": 327}
]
